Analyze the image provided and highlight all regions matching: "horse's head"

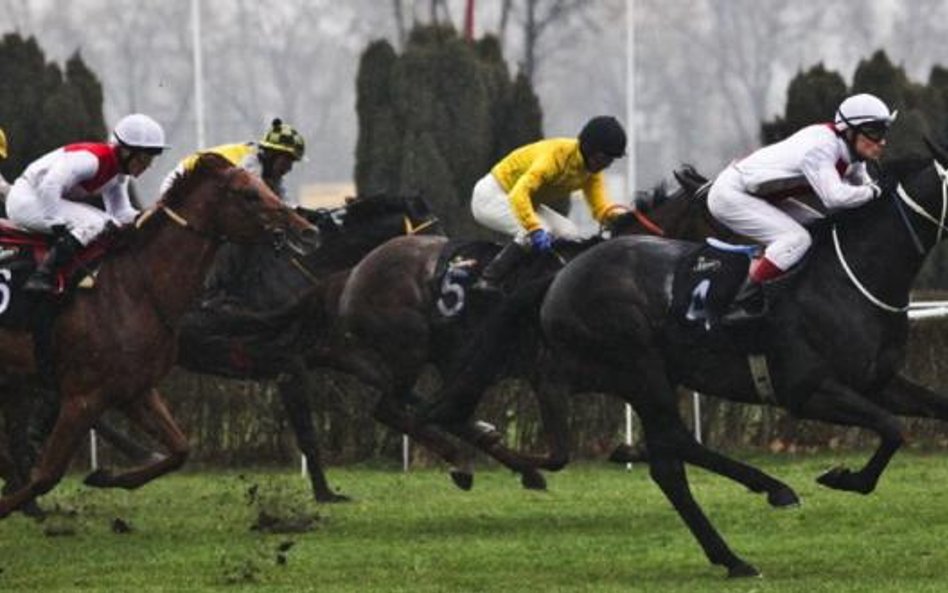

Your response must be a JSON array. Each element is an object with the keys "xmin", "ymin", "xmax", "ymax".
[{"xmin": 159, "ymin": 154, "xmax": 319, "ymax": 255}]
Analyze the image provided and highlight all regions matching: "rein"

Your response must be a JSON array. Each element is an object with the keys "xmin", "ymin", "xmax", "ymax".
[{"xmin": 832, "ymin": 158, "xmax": 948, "ymax": 314}]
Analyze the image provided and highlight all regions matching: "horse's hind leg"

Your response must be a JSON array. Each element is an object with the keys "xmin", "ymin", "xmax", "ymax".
[
  {"xmin": 277, "ymin": 364, "xmax": 349, "ymax": 503},
  {"xmin": 0, "ymin": 392, "xmax": 102, "ymax": 518},
  {"xmin": 875, "ymin": 373, "xmax": 948, "ymax": 420},
  {"xmin": 797, "ymin": 379, "xmax": 903, "ymax": 494},
  {"xmin": 83, "ymin": 388, "xmax": 190, "ymax": 490}
]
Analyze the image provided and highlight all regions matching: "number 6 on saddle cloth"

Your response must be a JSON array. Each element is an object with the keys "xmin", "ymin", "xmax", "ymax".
[{"xmin": 0, "ymin": 220, "xmax": 113, "ymax": 330}]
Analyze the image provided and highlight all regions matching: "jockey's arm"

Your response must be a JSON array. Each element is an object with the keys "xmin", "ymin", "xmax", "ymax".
[
  {"xmin": 102, "ymin": 179, "xmax": 139, "ymax": 225},
  {"xmin": 801, "ymin": 143, "xmax": 875, "ymax": 211},
  {"xmin": 582, "ymin": 172, "xmax": 627, "ymax": 223}
]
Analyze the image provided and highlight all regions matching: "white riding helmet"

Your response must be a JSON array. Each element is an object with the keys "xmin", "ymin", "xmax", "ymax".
[
  {"xmin": 834, "ymin": 93, "xmax": 898, "ymax": 132},
  {"xmin": 112, "ymin": 113, "xmax": 169, "ymax": 153}
]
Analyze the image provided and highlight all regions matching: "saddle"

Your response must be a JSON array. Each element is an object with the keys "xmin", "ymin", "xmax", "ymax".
[{"xmin": 0, "ymin": 220, "xmax": 110, "ymax": 329}]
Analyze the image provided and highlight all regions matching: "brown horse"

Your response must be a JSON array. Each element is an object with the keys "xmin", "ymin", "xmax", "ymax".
[{"xmin": 0, "ymin": 154, "xmax": 316, "ymax": 518}]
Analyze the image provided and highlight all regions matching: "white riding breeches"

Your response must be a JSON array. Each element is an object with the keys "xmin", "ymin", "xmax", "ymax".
[
  {"xmin": 708, "ymin": 165, "xmax": 813, "ymax": 271},
  {"xmin": 6, "ymin": 178, "xmax": 116, "ymax": 246},
  {"xmin": 470, "ymin": 173, "xmax": 580, "ymax": 245}
]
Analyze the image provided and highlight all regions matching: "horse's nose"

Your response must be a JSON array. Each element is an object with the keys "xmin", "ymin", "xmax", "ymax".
[{"xmin": 287, "ymin": 226, "xmax": 320, "ymax": 256}]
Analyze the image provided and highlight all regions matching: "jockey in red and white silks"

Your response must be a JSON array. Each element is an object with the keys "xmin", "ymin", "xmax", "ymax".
[
  {"xmin": 7, "ymin": 113, "xmax": 168, "ymax": 293},
  {"xmin": 708, "ymin": 93, "xmax": 895, "ymax": 283},
  {"xmin": 9, "ymin": 143, "xmax": 140, "ymax": 245}
]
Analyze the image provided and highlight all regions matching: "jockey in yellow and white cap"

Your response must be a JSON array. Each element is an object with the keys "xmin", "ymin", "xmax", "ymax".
[
  {"xmin": 160, "ymin": 118, "xmax": 305, "ymax": 205},
  {"xmin": 7, "ymin": 113, "xmax": 168, "ymax": 292}
]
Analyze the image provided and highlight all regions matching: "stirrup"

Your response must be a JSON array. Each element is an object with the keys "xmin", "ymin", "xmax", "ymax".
[{"xmin": 470, "ymin": 276, "xmax": 503, "ymax": 294}]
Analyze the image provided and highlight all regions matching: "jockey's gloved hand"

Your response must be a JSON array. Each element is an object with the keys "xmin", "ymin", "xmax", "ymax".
[{"xmin": 529, "ymin": 228, "xmax": 553, "ymax": 252}]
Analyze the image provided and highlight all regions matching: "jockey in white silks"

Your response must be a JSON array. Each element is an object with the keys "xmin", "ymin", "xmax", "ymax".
[
  {"xmin": 6, "ymin": 113, "xmax": 168, "ymax": 293},
  {"xmin": 707, "ymin": 93, "xmax": 895, "ymax": 321}
]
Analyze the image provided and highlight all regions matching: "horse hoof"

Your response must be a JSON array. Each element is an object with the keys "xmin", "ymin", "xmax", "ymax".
[
  {"xmin": 767, "ymin": 485, "xmax": 800, "ymax": 508},
  {"xmin": 608, "ymin": 443, "xmax": 648, "ymax": 464},
  {"xmin": 520, "ymin": 470, "xmax": 547, "ymax": 491},
  {"xmin": 450, "ymin": 470, "xmax": 474, "ymax": 491},
  {"xmin": 84, "ymin": 469, "xmax": 114, "ymax": 488},
  {"xmin": 315, "ymin": 492, "xmax": 352, "ymax": 504},
  {"xmin": 816, "ymin": 467, "xmax": 873, "ymax": 494},
  {"xmin": 21, "ymin": 500, "xmax": 46, "ymax": 520},
  {"xmin": 726, "ymin": 561, "xmax": 761, "ymax": 578}
]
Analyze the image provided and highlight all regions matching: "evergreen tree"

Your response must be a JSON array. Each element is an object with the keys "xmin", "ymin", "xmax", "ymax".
[
  {"xmin": 0, "ymin": 34, "xmax": 106, "ymax": 183},
  {"xmin": 761, "ymin": 64, "xmax": 847, "ymax": 144},
  {"xmin": 355, "ymin": 25, "xmax": 543, "ymax": 237}
]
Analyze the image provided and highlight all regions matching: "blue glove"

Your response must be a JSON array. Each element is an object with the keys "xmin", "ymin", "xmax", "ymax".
[{"xmin": 529, "ymin": 228, "xmax": 553, "ymax": 252}]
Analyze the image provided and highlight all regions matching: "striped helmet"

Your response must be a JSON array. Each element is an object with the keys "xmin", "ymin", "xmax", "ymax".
[{"xmin": 260, "ymin": 118, "xmax": 305, "ymax": 161}]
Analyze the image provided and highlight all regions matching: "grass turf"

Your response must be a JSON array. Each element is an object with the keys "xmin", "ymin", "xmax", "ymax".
[{"xmin": 0, "ymin": 452, "xmax": 946, "ymax": 591}]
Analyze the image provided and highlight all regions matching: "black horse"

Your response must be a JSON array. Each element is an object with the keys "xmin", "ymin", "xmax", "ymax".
[
  {"xmin": 538, "ymin": 142, "xmax": 948, "ymax": 576},
  {"xmin": 327, "ymin": 173, "xmax": 724, "ymax": 490}
]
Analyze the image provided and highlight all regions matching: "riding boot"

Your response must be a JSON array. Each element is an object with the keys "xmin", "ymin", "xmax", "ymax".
[
  {"xmin": 719, "ymin": 277, "xmax": 767, "ymax": 326},
  {"xmin": 24, "ymin": 232, "xmax": 83, "ymax": 294},
  {"xmin": 471, "ymin": 241, "xmax": 530, "ymax": 293}
]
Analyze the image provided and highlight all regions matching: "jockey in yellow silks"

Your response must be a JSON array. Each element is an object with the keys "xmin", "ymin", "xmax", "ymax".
[{"xmin": 471, "ymin": 115, "xmax": 630, "ymax": 291}]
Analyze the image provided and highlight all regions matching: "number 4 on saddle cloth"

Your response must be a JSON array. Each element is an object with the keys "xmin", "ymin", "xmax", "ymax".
[
  {"xmin": 0, "ymin": 220, "xmax": 112, "ymax": 330},
  {"xmin": 670, "ymin": 238, "xmax": 760, "ymax": 330}
]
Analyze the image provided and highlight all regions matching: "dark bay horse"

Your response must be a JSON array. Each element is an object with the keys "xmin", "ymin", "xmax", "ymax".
[
  {"xmin": 0, "ymin": 154, "xmax": 315, "ymax": 517},
  {"xmin": 538, "ymin": 144, "xmax": 948, "ymax": 576},
  {"xmin": 173, "ymin": 194, "xmax": 441, "ymax": 502}
]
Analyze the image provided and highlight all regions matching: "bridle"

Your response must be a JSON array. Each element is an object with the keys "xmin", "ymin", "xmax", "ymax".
[{"xmin": 832, "ymin": 159, "xmax": 948, "ymax": 314}]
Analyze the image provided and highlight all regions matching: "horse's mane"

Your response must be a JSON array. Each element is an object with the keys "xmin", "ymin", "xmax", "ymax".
[
  {"xmin": 340, "ymin": 193, "xmax": 429, "ymax": 227},
  {"xmin": 634, "ymin": 182, "xmax": 673, "ymax": 212},
  {"xmin": 161, "ymin": 153, "xmax": 234, "ymax": 209}
]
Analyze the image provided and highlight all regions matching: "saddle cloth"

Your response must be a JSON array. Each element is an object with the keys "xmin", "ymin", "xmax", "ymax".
[
  {"xmin": 670, "ymin": 239, "xmax": 754, "ymax": 326},
  {"xmin": 0, "ymin": 220, "xmax": 109, "ymax": 329}
]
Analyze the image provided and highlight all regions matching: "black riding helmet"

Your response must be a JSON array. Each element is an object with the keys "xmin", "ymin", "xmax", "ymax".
[{"xmin": 579, "ymin": 116, "xmax": 627, "ymax": 159}]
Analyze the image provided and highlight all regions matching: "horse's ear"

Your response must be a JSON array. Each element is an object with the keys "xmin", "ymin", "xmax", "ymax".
[{"xmin": 923, "ymin": 135, "xmax": 948, "ymax": 167}]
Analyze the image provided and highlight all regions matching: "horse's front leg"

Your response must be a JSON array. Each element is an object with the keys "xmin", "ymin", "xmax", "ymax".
[
  {"xmin": 83, "ymin": 388, "xmax": 189, "ymax": 490},
  {"xmin": 0, "ymin": 391, "xmax": 103, "ymax": 518},
  {"xmin": 797, "ymin": 379, "xmax": 904, "ymax": 494}
]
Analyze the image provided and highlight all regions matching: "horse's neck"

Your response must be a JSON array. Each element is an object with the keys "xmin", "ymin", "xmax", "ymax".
[
  {"xmin": 812, "ymin": 199, "xmax": 928, "ymax": 308},
  {"xmin": 121, "ymin": 218, "xmax": 222, "ymax": 321}
]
